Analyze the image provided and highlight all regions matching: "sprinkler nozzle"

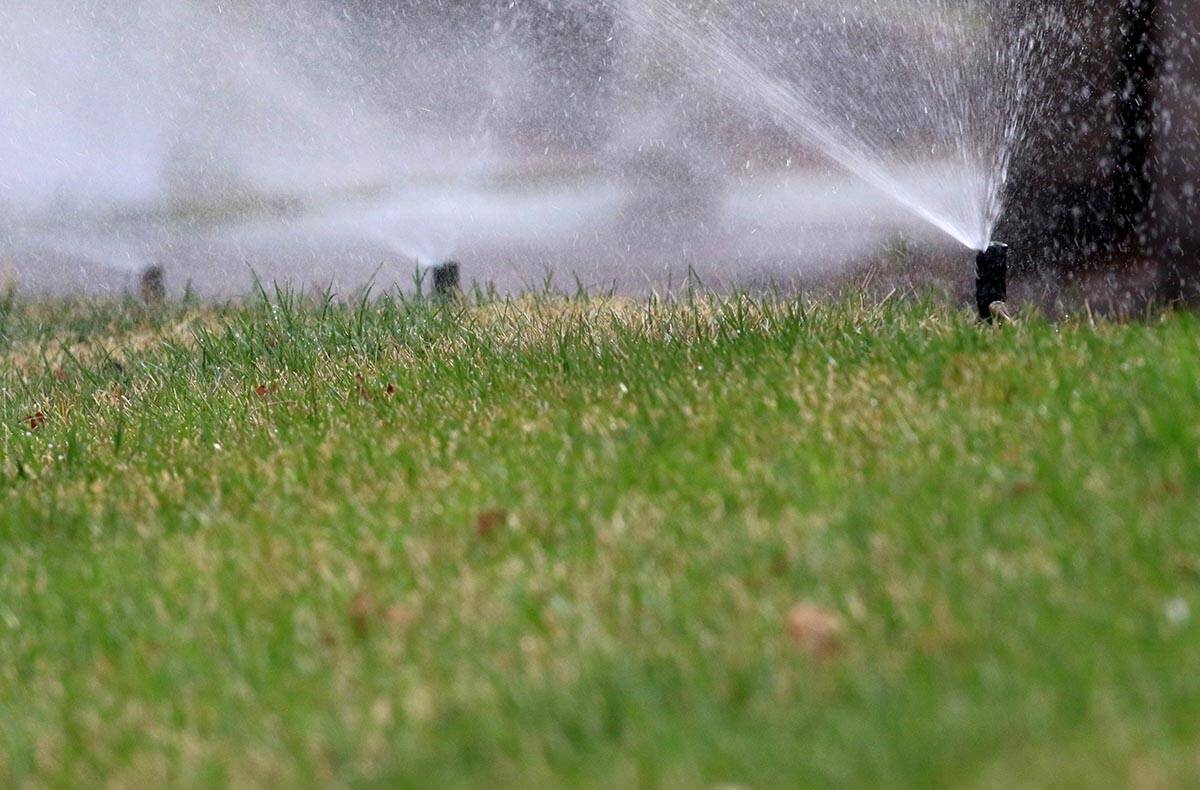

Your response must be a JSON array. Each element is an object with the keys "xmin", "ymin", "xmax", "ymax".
[
  {"xmin": 431, "ymin": 260, "xmax": 461, "ymax": 298},
  {"xmin": 139, "ymin": 265, "xmax": 166, "ymax": 304},
  {"xmin": 976, "ymin": 243, "xmax": 1008, "ymax": 322}
]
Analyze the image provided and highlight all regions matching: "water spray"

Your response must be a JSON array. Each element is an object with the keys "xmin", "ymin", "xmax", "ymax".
[
  {"xmin": 430, "ymin": 260, "xmax": 461, "ymax": 298},
  {"xmin": 975, "ymin": 243, "xmax": 1008, "ymax": 322}
]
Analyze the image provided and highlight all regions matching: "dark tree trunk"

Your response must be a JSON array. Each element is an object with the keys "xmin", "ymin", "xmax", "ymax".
[{"xmin": 1113, "ymin": 0, "xmax": 1159, "ymax": 247}]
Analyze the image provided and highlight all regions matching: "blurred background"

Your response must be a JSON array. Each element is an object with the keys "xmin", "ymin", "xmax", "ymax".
[{"xmin": 0, "ymin": 0, "xmax": 1195, "ymax": 308}]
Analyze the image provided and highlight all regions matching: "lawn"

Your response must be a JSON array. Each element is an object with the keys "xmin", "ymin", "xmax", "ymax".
[{"xmin": 1, "ymin": 289, "xmax": 1198, "ymax": 786}]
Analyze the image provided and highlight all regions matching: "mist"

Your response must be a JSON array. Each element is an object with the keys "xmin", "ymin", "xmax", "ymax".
[{"xmin": 0, "ymin": 0, "xmax": 1037, "ymax": 298}]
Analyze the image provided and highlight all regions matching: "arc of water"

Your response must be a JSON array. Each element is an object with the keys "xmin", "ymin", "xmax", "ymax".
[{"xmin": 624, "ymin": 0, "xmax": 1029, "ymax": 251}]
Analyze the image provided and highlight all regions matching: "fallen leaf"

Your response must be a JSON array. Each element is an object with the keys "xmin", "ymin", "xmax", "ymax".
[
  {"xmin": 349, "ymin": 592, "xmax": 375, "ymax": 639},
  {"xmin": 385, "ymin": 604, "xmax": 417, "ymax": 629},
  {"xmin": 1012, "ymin": 479, "xmax": 1037, "ymax": 495},
  {"xmin": 786, "ymin": 602, "xmax": 844, "ymax": 659},
  {"xmin": 475, "ymin": 509, "xmax": 508, "ymax": 538},
  {"xmin": 25, "ymin": 412, "xmax": 46, "ymax": 431}
]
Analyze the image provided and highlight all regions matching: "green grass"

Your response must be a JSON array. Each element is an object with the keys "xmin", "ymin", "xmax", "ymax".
[{"xmin": 1, "ymin": 290, "xmax": 1199, "ymax": 786}]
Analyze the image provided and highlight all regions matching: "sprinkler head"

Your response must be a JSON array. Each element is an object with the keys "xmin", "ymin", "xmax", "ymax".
[
  {"xmin": 975, "ymin": 243, "xmax": 1008, "ymax": 322},
  {"xmin": 139, "ymin": 265, "xmax": 166, "ymax": 304},
  {"xmin": 431, "ymin": 260, "xmax": 461, "ymax": 298}
]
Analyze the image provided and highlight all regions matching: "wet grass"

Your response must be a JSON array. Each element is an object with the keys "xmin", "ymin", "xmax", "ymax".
[{"xmin": 1, "ymin": 291, "xmax": 1199, "ymax": 786}]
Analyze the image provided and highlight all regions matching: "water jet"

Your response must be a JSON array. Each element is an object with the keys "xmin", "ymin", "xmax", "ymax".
[{"xmin": 976, "ymin": 243, "xmax": 1009, "ymax": 322}]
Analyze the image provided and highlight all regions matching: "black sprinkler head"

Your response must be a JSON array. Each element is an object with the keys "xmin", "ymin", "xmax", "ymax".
[
  {"xmin": 139, "ymin": 265, "xmax": 166, "ymax": 304},
  {"xmin": 975, "ymin": 243, "xmax": 1008, "ymax": 322},
  {"xmin": 431, "ymin": 260, "xmax": 461, "ymax": 298}
]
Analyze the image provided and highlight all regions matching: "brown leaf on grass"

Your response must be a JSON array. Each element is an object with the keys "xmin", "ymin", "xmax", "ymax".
[
  {"xmin": 384, "ymin": 604, "xmax": 417, "ymax": 629},
  {"xmin": 385, "ymin": 384, "xmax": 397, "ymax": 396},
  {"xmin": 1012, "ymin": 479, "xmax": 1037, "ymax": 496},
  {"xmin": 350, "ymin": 594, "xmax": 415, "ymax": 639},
  {"xmin": 1171, "ymin": 552, "xmax": 1200, "ymax": 580},
  {"xmin": 254, "ymin": 384, "xmax": 278, "ymax": 399},
  {"xmin": 349, "ymin": 592, "xmax": 375, "ymax": 639},
  {"xmin": 25, "ymin": 412, "xmax": 46, "ymax": 431},
  {"xmin": 786, "ymin": 602, "xmax": 844, "ymax": 659},
  {"xmin": 475, "ymin": 509, "xmax": 508, "ymax": 538}
]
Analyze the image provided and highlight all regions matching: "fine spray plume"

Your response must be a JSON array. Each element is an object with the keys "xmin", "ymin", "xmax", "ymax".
[
  {"xmin": 617, "ymin": 0, "xmax": 1062, "ymax": 304},
  {"xmin": 0, "ymin": 0, "xmax": 601, "ymax": 297},
  {"xmin": 0, "ymin": 1, "xmax": 1065, "ymax": 299}
]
